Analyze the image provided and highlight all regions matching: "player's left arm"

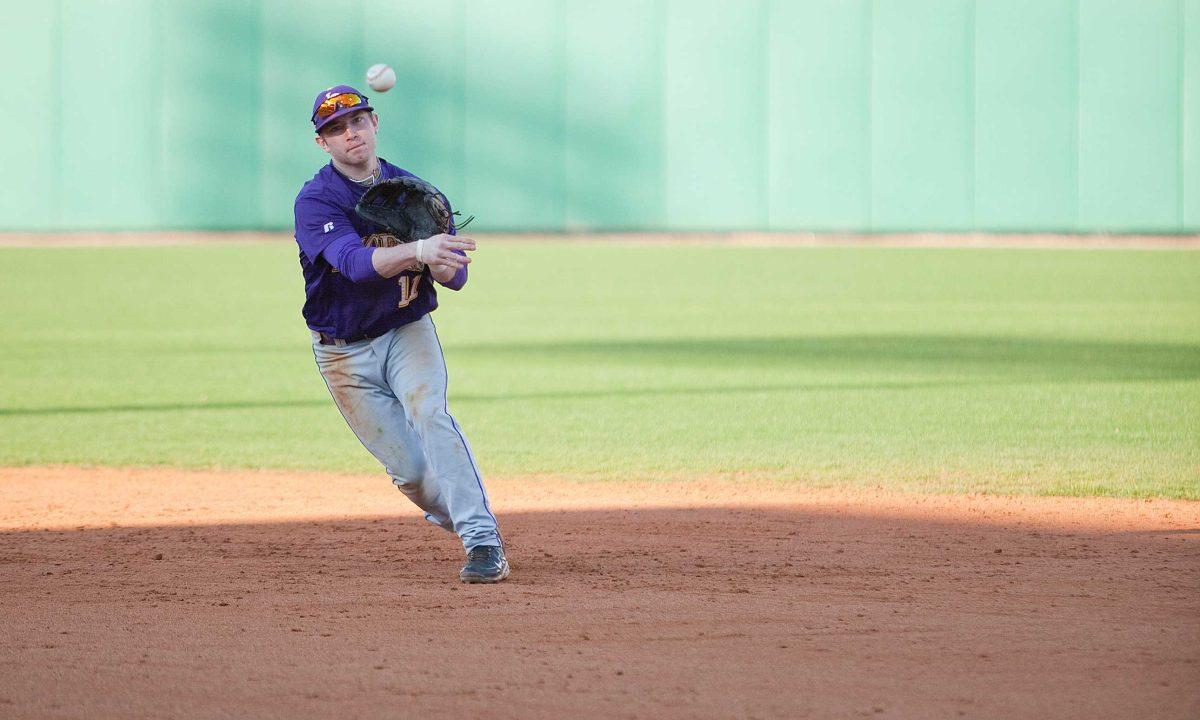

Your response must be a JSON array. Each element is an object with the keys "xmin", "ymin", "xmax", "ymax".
[
  {"xmin": 429, "ymin": 192, "xmax": 469, "ymax": 290},
  {"xmin": 430, "ymin": 250, "xmax": 468, "ymax": 290}
]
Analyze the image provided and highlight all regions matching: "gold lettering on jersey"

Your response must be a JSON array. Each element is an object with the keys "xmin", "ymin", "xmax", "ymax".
[
  {"xmin": 363, "ymin": 232, "xmax": 400, "ymax": 248},
  {"xmin": 397, "ymin": 274, "xmax": 422, "ymax": 309}
]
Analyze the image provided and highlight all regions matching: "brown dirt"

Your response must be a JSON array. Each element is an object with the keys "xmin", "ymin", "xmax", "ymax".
[{"xmin": 1, "ymin": 466, "xmax": 1197, "ymax": 720}]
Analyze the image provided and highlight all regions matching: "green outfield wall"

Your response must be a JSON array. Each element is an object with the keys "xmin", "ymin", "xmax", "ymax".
[{"xmin": 1, "ymin": 0, "xmax": 1194, "ymax": 233}]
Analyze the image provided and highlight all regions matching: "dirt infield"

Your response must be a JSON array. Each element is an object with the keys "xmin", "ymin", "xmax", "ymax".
[{"xmin": 1, "ymin": 467, "xmax": 1197, "ymax": 719}]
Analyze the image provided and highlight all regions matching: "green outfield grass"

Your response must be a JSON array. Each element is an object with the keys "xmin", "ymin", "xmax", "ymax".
[{"xmin": 0, "ymin": 241, "xmax": 1197, "ymax": 498}]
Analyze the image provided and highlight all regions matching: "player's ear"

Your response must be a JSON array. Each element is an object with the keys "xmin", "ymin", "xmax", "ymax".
[
  {"xmin": 314, "ymin": 134, "xmax": 330, "ymax": 153},
  {"xmin": 371, "ymin": 113, "xmax": 379, "ymax": 130}
]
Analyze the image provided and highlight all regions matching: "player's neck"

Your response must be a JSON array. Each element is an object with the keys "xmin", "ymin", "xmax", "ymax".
[{"xmin": 332, "ymin": 155, "xmax": 379, "ymax": 183}]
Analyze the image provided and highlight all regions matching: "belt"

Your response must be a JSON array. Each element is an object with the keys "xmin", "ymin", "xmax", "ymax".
[{"xmin": 316, "ymin": 330, "xmax": 376, "ymax": 347}]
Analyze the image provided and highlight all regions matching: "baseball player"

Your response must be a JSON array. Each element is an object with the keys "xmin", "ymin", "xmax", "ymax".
[{"xmin": 293, "ymin": 85, "xmax": 508, "ymax": 583}]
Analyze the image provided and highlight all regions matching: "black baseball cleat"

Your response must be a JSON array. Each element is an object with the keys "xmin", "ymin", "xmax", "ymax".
[{"xmin": 459, "ymin": 545, "xmax": 510, "ymax": 584}]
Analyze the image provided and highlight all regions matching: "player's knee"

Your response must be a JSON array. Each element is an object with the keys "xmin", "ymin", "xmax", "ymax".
[
  {"xmin": 413, "ymin": 411, "xmax": 458, "ymax": 444},
  {"xmin": 403, "ymin": 382, "xmax": 446, "ymax": 422}
]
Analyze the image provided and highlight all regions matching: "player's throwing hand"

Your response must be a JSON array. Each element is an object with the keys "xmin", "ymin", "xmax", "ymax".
[{"xmin": 416, "ymin": 233, "xmax": 475, "ymax": 269}]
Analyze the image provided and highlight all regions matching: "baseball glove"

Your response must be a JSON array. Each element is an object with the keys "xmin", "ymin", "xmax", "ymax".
[{"xmin": 354, "ymin": 177, "xmax": 469, "ymax": 243}]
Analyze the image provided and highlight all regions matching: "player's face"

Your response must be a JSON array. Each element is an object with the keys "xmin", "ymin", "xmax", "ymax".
[{"xmin": 315, "ymin": 110, "xmax": 379, "ymax": 165}]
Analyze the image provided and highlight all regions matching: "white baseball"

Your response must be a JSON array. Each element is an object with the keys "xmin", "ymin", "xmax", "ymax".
[{"xmin": 366, "ymin": 63, "xmax": 396, "ymax": 92}]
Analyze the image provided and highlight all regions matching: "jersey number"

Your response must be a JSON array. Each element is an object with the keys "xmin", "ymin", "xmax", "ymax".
[{"xmin": 397, "ymin": 275, "xmax": 422, "ymax": 309}]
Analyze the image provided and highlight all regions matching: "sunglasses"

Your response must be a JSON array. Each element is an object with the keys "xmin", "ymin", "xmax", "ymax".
[{"xmin": 314, "ymin": 92, "xmax": 365, "ymax": 120}]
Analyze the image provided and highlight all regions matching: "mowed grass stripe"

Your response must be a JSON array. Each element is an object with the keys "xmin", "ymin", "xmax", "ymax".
[{"xmin": 0, "ymin": 243, "xmax": 1196, "ymax": 498}]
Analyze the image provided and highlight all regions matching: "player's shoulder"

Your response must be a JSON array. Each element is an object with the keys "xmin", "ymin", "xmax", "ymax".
[
  {"xmin": 295, "ymin": 163, "xmax": 347, "ymax": 205},
  {"xmin": 379, "ymin": 158, "xmax": 418, "ymax": 181}
]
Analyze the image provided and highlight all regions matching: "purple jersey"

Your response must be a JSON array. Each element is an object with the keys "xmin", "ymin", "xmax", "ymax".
[{"xmin": 293, "ymin": 159, "xmax": 460, "ymax": 339}]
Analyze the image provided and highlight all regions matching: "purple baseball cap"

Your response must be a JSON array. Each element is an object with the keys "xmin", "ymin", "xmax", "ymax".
[{"xmin": 311, "ymin": 84, "xmax": 374, "ymax": 132}]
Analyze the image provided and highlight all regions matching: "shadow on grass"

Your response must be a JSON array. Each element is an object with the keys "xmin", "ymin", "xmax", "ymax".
[
  {"xmin": 451, "ymin": 334, "xmax": 1200, "ymax": 383},
  {"xmin": 0, "ymin": 398, "xmax": 328, "ymax": 417},
  {"xmin": 3, "ymin": 334, "xmax": 1195, "ymax": 417},
  {"xmin": 0, "ymin": 379, "xmax": 973, "ymax": 417}
]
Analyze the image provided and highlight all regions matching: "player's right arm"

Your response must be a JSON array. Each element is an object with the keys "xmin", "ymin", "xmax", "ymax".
[
  {"xmin": 372, "ymin": 234, "xmax": 474, "ymax": 278},
  {"xmin": 296, "ymin": 195, "xmax": 381, "ymax": 281},
  {"xmin": 317, "ymin": 231, "xmax": 473, "ymax": 282},
  {"xmin": 296, "ymin": 195, "xmax": 472, "ymax": 282}
]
